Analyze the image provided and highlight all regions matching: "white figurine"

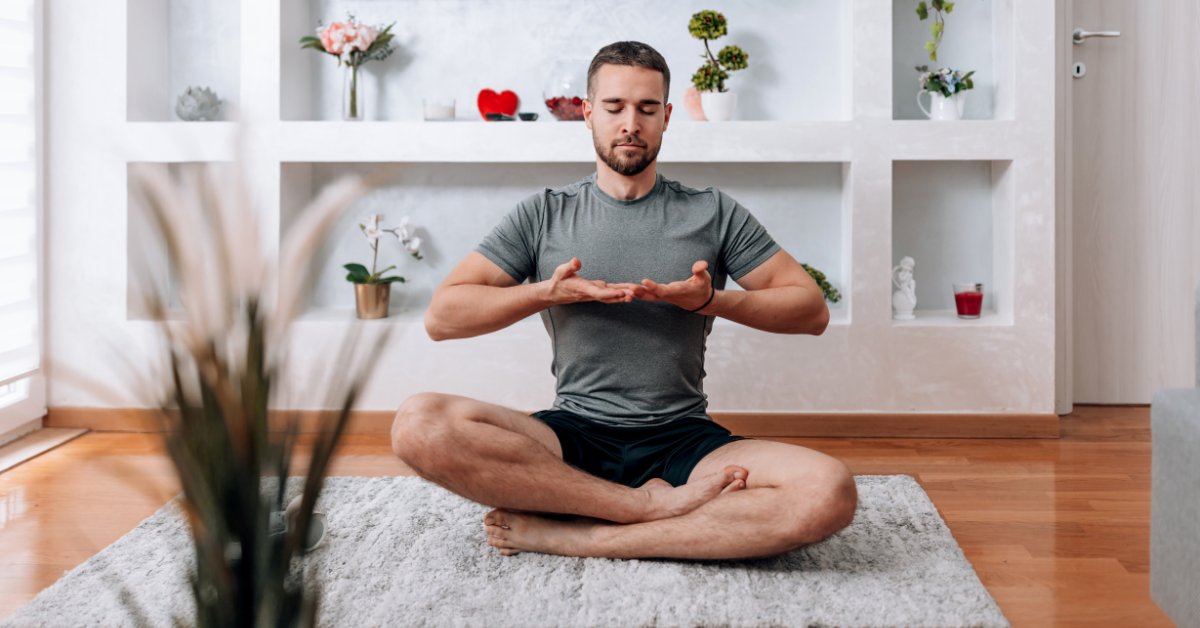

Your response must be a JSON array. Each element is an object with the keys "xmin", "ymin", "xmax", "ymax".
[{"xmin": 892, "ymin": 256, "xmax": 917, "ymax": 320}]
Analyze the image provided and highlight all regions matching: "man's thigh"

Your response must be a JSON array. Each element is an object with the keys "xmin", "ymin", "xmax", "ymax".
[
  {"xmin": 686, "ymin": 438, "xmax": 845, "ymax": 490},
  {"xmin": 415, "ymin": 392, "xmax": 564, "ymax": 459}
]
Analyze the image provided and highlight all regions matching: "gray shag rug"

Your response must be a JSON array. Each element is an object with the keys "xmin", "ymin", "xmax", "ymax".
[{"xmin": 3, "ymin": 475, "xmax": 1008, "ymax": 627}]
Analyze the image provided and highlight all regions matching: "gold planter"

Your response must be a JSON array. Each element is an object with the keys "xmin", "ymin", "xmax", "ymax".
[{"xmin": 354, "ymin": 283, "xmax": 390, "ymax": 319}]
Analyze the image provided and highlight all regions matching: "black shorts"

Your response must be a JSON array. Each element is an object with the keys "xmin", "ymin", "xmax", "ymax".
[{"xmin": 530, "ymin": 409, "xmax": 748, "ymax": 488}]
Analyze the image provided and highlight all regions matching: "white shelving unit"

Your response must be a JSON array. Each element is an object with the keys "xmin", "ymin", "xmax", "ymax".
[{"xmin": 100, "ymin": 0, "xmax": 1056, "ymax": 415}]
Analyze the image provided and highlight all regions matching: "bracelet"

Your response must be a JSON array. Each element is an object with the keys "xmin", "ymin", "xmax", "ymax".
[{"xmin": 688, "ymin": 286, "xmax": 716, "ymax": 313}]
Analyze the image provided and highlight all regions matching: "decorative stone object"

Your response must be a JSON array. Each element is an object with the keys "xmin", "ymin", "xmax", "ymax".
[
  {"xmin": 174, "ymin": 86, "xmax": 223, "ymax": 121},
  {"xmin": 892, "ymin": 255, "xmax": 917, "ymax": 320}
]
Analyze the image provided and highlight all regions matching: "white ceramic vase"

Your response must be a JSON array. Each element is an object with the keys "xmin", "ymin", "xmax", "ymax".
[
  {"xmin": 700, "ymin": 91, "xmax": 737, "ymax": 121},
  {"xmin": 917, "ymin": 90, "xmax": 966, "ymax": 121}
]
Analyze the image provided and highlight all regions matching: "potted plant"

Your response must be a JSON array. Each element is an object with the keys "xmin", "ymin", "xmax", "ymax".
[
  {"xmin": 687, "ymin": 10, "xmax": 749, "ymax": 121},
  {"xmin": 343, "ymin": 213, "xmax": 424, "ymax": 319},
  {"xmin": 914, "ymin": 1, "xmax": 975, "ymax": 120},
  {"xmin": 300, "ymin": 14, "xmax": 396, "ymax": 121}
]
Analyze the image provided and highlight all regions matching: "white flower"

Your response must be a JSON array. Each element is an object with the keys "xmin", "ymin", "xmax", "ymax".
[
  {"xmin": 393, "ymin": 216, "xmax": 413, "ymax": 241},
  {"xmin": 361, "ymin": 214, "xmax": 382, "ymax": 241},
  {"xmin": 404, "ymin": 236, "xmax": 422, "ymax": 255}
]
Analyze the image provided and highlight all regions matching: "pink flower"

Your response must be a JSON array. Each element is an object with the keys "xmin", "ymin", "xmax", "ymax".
[
  {"xmin": 350, "ymin": 24, "xmax": 378, "ymax": 53},
  {"xmin": 318, "ymin": 22, "xmax": 348, "ymax": 55}
]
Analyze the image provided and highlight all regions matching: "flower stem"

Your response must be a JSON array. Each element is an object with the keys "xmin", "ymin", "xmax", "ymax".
[
  {"xmin": 350, "ymin": 66, "xmax": 358, "ymax": 118},
  {"xmin": 370, "ymin": 238, "xmax": 378, "ymax": 278}
]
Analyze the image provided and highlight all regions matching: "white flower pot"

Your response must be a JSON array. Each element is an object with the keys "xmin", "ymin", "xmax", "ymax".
[
  {"xmin": 917, "ymin": 90, "xmax": 966, "ymax": 121},
  {"xmin": 700, "ymin": 91, "xmax": 737, "ymax": 121}
]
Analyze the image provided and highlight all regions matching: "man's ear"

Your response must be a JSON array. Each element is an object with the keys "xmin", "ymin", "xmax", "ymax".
[
  {"xmin": 663, "ymin": 102, "xmax": 672, "ymax": 131},
  {"xmin": 582, "ymin": 97, "xmax": 593, "ymax": 130}
]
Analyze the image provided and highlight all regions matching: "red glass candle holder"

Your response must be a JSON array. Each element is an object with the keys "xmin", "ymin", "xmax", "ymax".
[{"xmin": 953, "ymin": 282, "xmax": 984, "ymax": 319}]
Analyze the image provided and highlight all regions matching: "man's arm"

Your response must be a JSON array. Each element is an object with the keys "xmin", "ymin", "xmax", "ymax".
[
  {"xmin": 425, "ymin": 253, "xmax": 635, "ymax": 341},
  {"xmin": 629, "ymin": 250, "xmax": 829, "ymax": 335}
]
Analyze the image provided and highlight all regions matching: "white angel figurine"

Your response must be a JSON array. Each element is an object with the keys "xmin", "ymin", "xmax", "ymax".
[{"xmin": 892, "ymin": 256, "xmax": 917, "ymax": 320}]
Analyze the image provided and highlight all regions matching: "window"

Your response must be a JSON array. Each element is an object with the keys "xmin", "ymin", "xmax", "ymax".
[{"xmin": 0, "ymin": 0, "xmax": 44, "ymax": 436}]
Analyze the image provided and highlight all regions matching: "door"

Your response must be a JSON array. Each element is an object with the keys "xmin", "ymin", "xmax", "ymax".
[
  {"xmin": 0, "ymin": 0, "xmax": 45, "ymax": 444},
  {"xmin": 1064, "ymin": 1, "xmax": 1200, "ymax": 406}
]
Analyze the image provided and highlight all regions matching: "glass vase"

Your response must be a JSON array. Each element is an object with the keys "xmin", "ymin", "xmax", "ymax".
[
  {"xmin": 343, "ymin": 65, "xmax": 363, "ymax": 121},
  {"xmin": 542, "ymin": 60, "xmax": 588, "ymax": 121}
]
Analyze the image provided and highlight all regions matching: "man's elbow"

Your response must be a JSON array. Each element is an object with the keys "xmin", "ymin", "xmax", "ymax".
[
  {"xmin": 805, "ymin": 296, "xmax": 830, "ymax": 336},
  {"xmin": 424, "ymin": 308, "xmax": 451, "ymax": 341}
]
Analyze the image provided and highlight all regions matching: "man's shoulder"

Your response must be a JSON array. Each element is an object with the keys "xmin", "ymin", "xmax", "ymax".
[
  {"xmin": 660, "ymin": 175, "xmax": 717, "ymax": 199},
  {"xmin": 659, "ymin": 175, "xmax": 727, "ymax": 210},
  {"xmin": 546, "ymin": 174, "xmax": 593, "ymax": 200},
  {"xmin": 511, "ymin": 175, "xmax": 592, "ymax": 213}
]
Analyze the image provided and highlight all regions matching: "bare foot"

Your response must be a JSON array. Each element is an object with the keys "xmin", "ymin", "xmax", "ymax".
[
  {"xmin": 482, "ymin": 508, "xmax": 600, "ymax": 557},
  {"xmin": 640, "ymin": 465, "xmax": 747, "ymax": 522}
]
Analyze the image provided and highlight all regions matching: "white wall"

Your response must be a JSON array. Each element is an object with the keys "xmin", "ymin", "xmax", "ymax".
[{"xmin": 45, "ymin": 0, "xmax": 1058, "ymax": 415}]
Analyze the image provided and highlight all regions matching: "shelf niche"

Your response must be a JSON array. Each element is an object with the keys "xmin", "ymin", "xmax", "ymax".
[
  {"xmin": 891, "ymin": 160, "xmax": 1014, "ymax": 326},
  {"xmin": 891, "ymin": 0, "xmax": 1014, "ymax": 121},
  {"xmin": 127, "ymin": 0, "xmax": 240, "ymax": 122},
  {"xmin": 280, "ymin": 1, "xmax": 851, "ymax": 122},
  {"xmin": 281, "ymin": 162, "xmax": 848, "ymax": 321}
]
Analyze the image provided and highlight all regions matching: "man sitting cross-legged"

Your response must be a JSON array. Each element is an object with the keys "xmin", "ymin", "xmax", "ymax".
[{"xmin": 391, "ymin": 40, "xmax": 858, "ymax": 560}]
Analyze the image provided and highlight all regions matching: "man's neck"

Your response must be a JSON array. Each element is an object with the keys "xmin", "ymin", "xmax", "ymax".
[{"xmin": 594, "ymin": 163, "xmax": 658, "ymax": 201}]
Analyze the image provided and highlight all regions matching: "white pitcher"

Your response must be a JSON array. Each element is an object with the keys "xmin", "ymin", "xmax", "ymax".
[{"xmin": 917, "ymin": 91, "xmax": 966, "ymax": 121}]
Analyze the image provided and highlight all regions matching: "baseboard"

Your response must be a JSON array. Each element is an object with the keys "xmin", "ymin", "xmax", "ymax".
[{"xmin": 46, "ymin": 407, "xmax": 1060, "ymax": 438}]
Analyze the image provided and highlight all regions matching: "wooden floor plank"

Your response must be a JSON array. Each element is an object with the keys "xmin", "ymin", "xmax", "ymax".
[{"xmin": 0, "ymin": 406, "xmax": 1173, "ymax": 626}]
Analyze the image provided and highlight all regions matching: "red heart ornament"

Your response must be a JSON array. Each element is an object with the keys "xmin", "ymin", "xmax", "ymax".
[{"xmin": 476, "ymin": 89, "xmax": 519, "ymax": 120}]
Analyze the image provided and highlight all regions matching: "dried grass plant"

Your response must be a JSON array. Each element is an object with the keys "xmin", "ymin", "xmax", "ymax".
[{"xmin": 129, "ymin": 153, "xmax": 395, "ymax": 627}]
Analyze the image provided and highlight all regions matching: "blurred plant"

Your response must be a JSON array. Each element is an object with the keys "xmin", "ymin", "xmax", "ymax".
[
  {"xmin": 688, "ymin": 10, "xmax": 749, "ymax": 93},
  {"xmin": 131, "ymin": 153, "xmax": 391, "ymax": 627},
  {"xmin": 801, "ymin": 263, "xmax": 842, "ymax": 303},
  {"xmin": 343, "ymin": 214, "xmax": 423, "ymax": 285}
]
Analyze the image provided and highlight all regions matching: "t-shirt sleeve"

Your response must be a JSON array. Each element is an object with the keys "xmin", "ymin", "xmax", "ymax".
[
  {"xmin": 717, "ymin": 190, "xmax": 781, "ymax": 280},
  {"xmin": 474, "ymin": 193, "xmax": 544, "ymax": 283}
]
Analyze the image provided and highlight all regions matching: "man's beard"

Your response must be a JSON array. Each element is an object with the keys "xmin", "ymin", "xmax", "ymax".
[{"xmin": 593, "ymin": 135, "xmax": 660, "ymax": 176}]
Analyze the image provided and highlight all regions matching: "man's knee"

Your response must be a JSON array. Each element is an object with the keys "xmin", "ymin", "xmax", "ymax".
[
  {"xmin": 783, "ymin": 461, "xmax": 858, "ymax": 548},
  {"xmin": 391, "ymin": 392, "xmax": 458, "ymax": 463}
]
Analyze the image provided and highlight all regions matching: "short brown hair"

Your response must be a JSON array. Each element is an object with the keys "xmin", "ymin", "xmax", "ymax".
[{"xmin": 586, "ymin": 41, "xmax": 671, "ymax": 103}]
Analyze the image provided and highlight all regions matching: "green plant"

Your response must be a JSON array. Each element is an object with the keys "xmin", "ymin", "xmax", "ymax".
[
  {"xmin": 688, "ymin": 10, "xmax": 749, "ymax": 93},
  {"xmin": 801, "ymin": 263, "xmax": 842, "ymax": 303},
  {"xmin": 343, "ymin": 214, "xmax": 424, "ymax": 285},
  {"xmin": 132, "ymin": 160, "xmax": 389, "ymax": 627},
  {"xmin": 913, "ymin": 1, "xmax": 974, "ymax": 95},
  {"xmin": 915, "ymin": 0, "xmax": 956, "ymax": 62}
]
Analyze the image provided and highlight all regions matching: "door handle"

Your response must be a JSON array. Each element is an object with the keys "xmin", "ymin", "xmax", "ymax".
[{"xmin": 1073, "ymin": 28, "xmax": 1121, "ymax": 45}]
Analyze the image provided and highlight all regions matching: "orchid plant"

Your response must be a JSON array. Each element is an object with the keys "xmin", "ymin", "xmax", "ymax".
[
  {"xmin": 300, "ymin": 14, "xmax": 396, "ymax": 119},
  {"xmin": 344, "ymin": 214, "xmax": 423, "ymax": 285}
]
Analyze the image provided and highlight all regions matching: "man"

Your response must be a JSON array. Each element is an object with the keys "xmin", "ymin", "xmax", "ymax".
[{"xmin": 391, "ymin": 41, "xmax": 857, "ymax": 560}]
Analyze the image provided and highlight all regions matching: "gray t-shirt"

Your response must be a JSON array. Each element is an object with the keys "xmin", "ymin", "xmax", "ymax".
[{"xmin": 475, "ymin": 173, "xmax": 780, "ymax": 427}]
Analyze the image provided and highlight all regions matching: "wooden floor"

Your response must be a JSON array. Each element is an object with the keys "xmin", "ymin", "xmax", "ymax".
[{"xmin": 0, "ymin": 406, "xmax": 1172, "ymax": 626}]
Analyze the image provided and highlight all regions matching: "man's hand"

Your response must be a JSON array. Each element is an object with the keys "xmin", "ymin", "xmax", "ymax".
[
  {"xmin": 544, "ymin": 257, "xmax": 636, "ymax": 305},
  {"xmin": 621, "ymin": 260, "xmax": 714, "ymax": 312}
]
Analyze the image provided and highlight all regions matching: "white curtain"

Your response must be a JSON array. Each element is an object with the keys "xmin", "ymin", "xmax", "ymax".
[{"xmin": 0, "ymin": 0, "xmax": 44, "ymax": 439}]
